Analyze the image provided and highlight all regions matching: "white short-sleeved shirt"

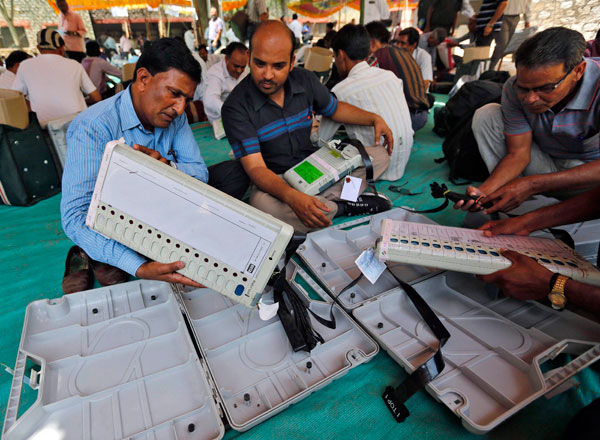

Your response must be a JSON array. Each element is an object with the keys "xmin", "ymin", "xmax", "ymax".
[
  {"xmin": 208, "ymin": 17, "xmax": 224, "ymax": 41},
  {"xmin": 364, "ymin": 0, "xmax": 390, "ymax": 25},
  {"xmin": 12, "ymin": 54, "xmax": 96, "ymax": 127},
  {"xmin": 0, "ymin": 68, "xmax": 16, "ymax": 89},
  {"xmin": 412, "ymin": 47, "xmax": 433, "ymax": 83},
  {"xmin": 288, "ymin": 20, "xmax": 303, "ymax": 39}
]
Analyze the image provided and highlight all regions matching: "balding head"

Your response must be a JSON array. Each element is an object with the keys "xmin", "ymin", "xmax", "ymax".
[
  {"xmin": 251, "ymin": 20, "xmax": 295, "ymax": 61},
  {"xmin": 248, "ymin": 20, "xmax": 296, "ymax": 99}
]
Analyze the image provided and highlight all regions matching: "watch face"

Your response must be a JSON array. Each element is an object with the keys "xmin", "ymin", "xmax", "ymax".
[{"xmin": 549, "ymin": 292, "xmax": 567, "ymax": 309}]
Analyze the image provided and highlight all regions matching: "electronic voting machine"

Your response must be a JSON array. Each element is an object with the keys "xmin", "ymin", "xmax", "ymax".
[
  {"xmin": 376, "ymin": 219, "xmax": 600, "ymax": 286},
  {"xmin": 283, "ymin": 139, "xmax": 366, "ymax": 196},
  {"xmin": 86, "ymin": 141, "xmax": 294, "ymax": 307}
]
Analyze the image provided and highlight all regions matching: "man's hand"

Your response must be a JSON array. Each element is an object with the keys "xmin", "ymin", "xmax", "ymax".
[
  {"xmin": 211, "ymin": 40, "xmax": 217, "ymax": 48},
  {"xmin": 136, "ymin": 261, "xmax": 204, "ymax": 287},
  {"xmin": 133, "ymin": 144, "xmax": 169, "ymax": 164},
  {"xmin": 479, "ymin": 176, "xmax": 536, "ymax": 214},
  {"xmin": 478, "ymin": 249, "xmax": 553, "ymax": 301},
  {"xmin": 286, "ymin": 191, "xmax": 332, "ymax": 229},
  {"xmin": 483, "ymin": 24, "xmax": 493, "ymax": 36},
  {"xmin": 478, "ymin": 214, "xmax": 534, "ymax": 237},
  {"xmin": 373, "ymin": 115, "xmax": 393, "ymax": 155},
  {"xmin": 453, "ymin": 185, "xmax": 485, "ymax": 211}
]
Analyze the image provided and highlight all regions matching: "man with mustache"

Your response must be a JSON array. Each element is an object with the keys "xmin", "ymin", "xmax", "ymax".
[
  {"xmin": 61, "ymin": 38, "xmax": 206, "ymax": 292},
  {"xmin": 220, "ymin": 20, "xmax": 394, "ymax": 233},
  {"xmin": 456, "ymin": 27, "xmax": 600, "ymax": 216}
]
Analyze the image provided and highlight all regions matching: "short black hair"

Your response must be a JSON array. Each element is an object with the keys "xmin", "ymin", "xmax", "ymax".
[
  {"xmin": 85, "ymin": 40, "xmax": 101, "ymax": 57},
  {"xmin": 5, "ymin": 50, "xmax": 30, "ymax": 69},
  {"xmin": 515, "ymin": 27, "xmax": 585, "ymax": 73},
  {"xmin": 332, "ymin": 24, "xmax": 370, "ymax": 61},
  {"xmin": 134, "ymin": 38, "xmax": 201, "ymax": 82},
  {"xmin": 397, "ymin": 27, "xmax": 419, "ymax": 45},
  {"xmin": 326, "ymin": 22, "xmax": 335, "ymax": 30},
  {"xmin": 293, "ymin": 13, "xmax": 298, "ymax": 19},
  {"xmin": 250, "ymin": 22, "xmax": 296, "ymax": 61},
  {"xmin": 365, "ymin": 21, "xmax": 390, "ymax": 44},
  {"xmin": 224, "ymin": 41, "xmax": 248, "ymax": 57}
]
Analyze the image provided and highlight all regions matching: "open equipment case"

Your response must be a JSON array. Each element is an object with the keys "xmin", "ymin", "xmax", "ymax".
[
  {"xmin": 295, "ymin": 208, "xmax": 600, "ymax": 434},
  {"xmin": 2, "ymin": 273, "xmax": 378, "ymax": 439},
  {"xmin": 4, "ymin": 208, "xmax": 600, "ymax": 438}
]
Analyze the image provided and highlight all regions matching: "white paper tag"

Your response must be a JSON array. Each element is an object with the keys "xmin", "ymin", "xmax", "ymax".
[
  {"xmin": 355, "ymin": 248, "xmax": 386, "ymax": 284},
  {"xmin": 257, "ymin": 300, "xmax": 279, "ymax": 321},
  {"xmin": 340, "ymin": 175, "xmax": 362, "ymax": 202}
]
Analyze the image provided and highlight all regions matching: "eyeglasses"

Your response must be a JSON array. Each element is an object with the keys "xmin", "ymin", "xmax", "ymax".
[{"xmin": 514, "ymin": 62, "xmax": 581, "ymax": 95}]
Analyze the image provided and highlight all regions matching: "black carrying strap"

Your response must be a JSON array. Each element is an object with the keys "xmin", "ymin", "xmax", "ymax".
[
  {"xmin": 380, "ymin": 269, "xmax": 451, "ymax": 422},
  {"xmin": 272, "ymin": 235, "xmax": 337, "ymax": 352},
  {"xmin": 340, "ymin": 138, "xmax": 378, "ymax": 196}
]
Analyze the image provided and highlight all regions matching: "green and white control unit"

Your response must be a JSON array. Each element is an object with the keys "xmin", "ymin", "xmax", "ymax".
[{"xmin": 283, "ymin": 139, "xmax": 366, "ymax": 196}]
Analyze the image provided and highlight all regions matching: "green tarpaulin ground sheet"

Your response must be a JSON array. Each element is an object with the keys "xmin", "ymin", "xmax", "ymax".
[{"xmin": 1, "ymin": 95, "xmax": 598, "ymax": 439}]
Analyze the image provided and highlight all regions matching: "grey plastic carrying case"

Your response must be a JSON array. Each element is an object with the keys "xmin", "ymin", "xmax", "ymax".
[
  {"xmin": 2, "ymin": 273, "xmax": 378, "ymax": 439},
  {"xmin": 295, "ymin": 208, "xmax": 600, "ymax": 434}
]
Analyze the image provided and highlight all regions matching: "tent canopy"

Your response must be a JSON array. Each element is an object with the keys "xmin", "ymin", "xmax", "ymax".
[
  {"xmin": 287, "ymin": 0, "xmax": 418, "ymax": 19},
  {"xmin": 46, "ymin": 0, "xmax": 192, "ymax": 11}
]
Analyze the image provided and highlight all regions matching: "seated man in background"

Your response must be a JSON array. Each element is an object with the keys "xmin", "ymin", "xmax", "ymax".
[
  {"xmin": 418, "ymin": 27, "xmax": 447, "ymax": 73},
  {"xmin": 61, "ymin": 38, "xmax": 206, "ymax": 293},
  {"xmin": 476, "ymin": 186, "xmax": 600, "ymax": 317},
  {"xmin": 12, "ymin": 29, "xmax": 100, "ymax": 127},
  {"xmin": 203, "ymin": 42, "xmax": 248, "ymax": 123},
  {"xmin": 456, "ymin": 27, "xmax": 600, "ymax": 217},
  {"xmin": 320, "ymin": 24, "xmax": 413, "ymax": 181},
  {"xmin": 365, "ymin": 21, "xmax": 429, "ymax": 131},
  {"xmin": 395, "ymin": 27, "xmax": 433, "ymax": 90},
  {"xmin": 82, "ymin": 40, "xmax": 122, "ymax": 99},
  {"xmin": 220, "ymin": 20, "xmax": 393, "ymax": 233},
  {"xmin": 0, "ymin": 50, "xmax": 30, "ymax": 89}
]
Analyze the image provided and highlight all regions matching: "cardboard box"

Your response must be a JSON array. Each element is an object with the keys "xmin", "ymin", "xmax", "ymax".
[
  {"xmin": 122, "ymin": 62, "xmax": 137, "ymax": 82},
  {"xmin": 304, "ymin": 47, "xmax": 333, "ymax": 72},
  {"xmin": 0, "ymin": 89, "xmax": 28, "ymax": 130}
]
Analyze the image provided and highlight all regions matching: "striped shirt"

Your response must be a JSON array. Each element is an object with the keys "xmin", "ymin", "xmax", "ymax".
[
  {"xmin": 222, "ymin": 67, "xmax": 338, "ymax": 174},
  {"xmin": 61, "ymin": 87, "xmax": 208, "ymax": 276},
  {"xmin": 319, "ymin": 62, "xmax": 414, "ymax": 181},
  {"xmin": 502, "ymin": 58, "xmax": 600, "ymax": 161},
  {"xmin": 476, "ymin": 0, "xmax": 506, "ymax": 32},
  {"xmin": 371, "ymin": 45, "xmax": 429, "ymax": 112}
]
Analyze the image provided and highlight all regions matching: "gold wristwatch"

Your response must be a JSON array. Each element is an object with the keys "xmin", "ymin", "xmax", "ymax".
[{"xmin": 548, "ymin": 274, "xmax": 569, "ymax": 310}]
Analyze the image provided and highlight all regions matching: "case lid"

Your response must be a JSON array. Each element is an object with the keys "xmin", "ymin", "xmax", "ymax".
[
  {"xmin": 297, "ymin": 208, "xmax": 440, "ymax": 310},
  {"xmin": 177, "ymin": 262, "xmax": 379, "ymax": 431},
  {"xmin": 3, "ymin": 280, "xmax": 224, "ymax": 440}
]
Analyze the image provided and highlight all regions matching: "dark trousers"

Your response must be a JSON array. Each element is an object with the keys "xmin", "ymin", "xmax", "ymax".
[
  {"xmin": 410, "ymin": 110, "xmax": 428, "ymax": 132},
  {"xmin": 66, "ymin": 51, "xmax": 86, "ymax": 63},
  {"xmin": 207, "ymin": 160, "xmax": 250, "ymax": 200}
]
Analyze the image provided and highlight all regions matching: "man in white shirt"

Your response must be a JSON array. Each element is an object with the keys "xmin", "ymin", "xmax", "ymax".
[
  {"xmin": 208, "ymin": 7, "xmax": 225, "ymax": 53},
  {"xmin": 489, "ymin": 0, "xmax": 531, "ymax": 70},
  {"xmin": 120, "ymin": 32, "xmax": 133, "ymax": 57},
  {"xmin": 418, "ymin": 28, "xmax": 447, "ymax": 73},
  {"xmin": 319, "ymin": 24, "xmax": 411, "ymax": 181},
  {"xmin": 0, "ymin": 50, "xmax": 30, "ymax": 89},
  {"xmin": 184, "ymin": 28, "xmax": 195, "ymax": 53},
  {"xmin": 12, "ymin": 29, "xmax": 101, "ymax": 127},
  {"xmin": 288, "ymin": 14, "xmax": 302, "ymax": 43},
  {"xmin": 56, "ymin": 0, "xmax": 86, "ymax": 63},
  {"xmin": 203, "ymin": 42, "xmax": 248, "ymax": 123},
  {"xmin": 245, "ymin": 0, "xmax": 268, "ymax": 40},
  {"xmin": 364, "ymin": 0, "xmax": 390, "ymax": 25},
  {"xmin": 395, "ymin": 27, "xmax": 433, "ymax": 90}
]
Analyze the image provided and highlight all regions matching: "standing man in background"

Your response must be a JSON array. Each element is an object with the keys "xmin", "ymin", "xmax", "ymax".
[
  {"xmin": 288, "ymin": 14, "xmax": 302, "ymax": 45},
  {"xmin": 56, "ymin": 0, "xmax": 86, "ymax": 63},
  {"xmin": 364, "ymin": 0, "xmax": 390, "ymax": 25},
  {"xmin": 208, "ymin": 7, "xmax": 225, "ymax": 54},
  {"xmin": 489, "ymin": 0, "xmax": 531, "ymax": 70},
  {"xmin": 474, "ymin": 0, "xmax": 508, "ymax": 47},
  {"xmin": 245, "ymin": 0, "xmax": 268, "ymax": 41}
]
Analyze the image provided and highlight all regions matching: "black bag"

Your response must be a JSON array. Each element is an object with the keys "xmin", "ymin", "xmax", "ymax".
[
  {"xmin": 0, "ymin": 114, "xmax": 61, "ymax": 206},
  {"xmin": 433, "ymin": 80, "xmax": 504, "ymax": 183},
  {"xmin": 434, "ymin": 80, "xmax": 503, "ymax": 137}
]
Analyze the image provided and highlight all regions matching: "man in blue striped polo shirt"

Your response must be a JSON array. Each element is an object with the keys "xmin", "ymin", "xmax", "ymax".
[
  {"xmin": 61, "ymin": 38, "xmax": 206, "ymax": 292},
  {"xmin": 473, "ymin": 0, "xmax": 507, "ymax": 47},
  {"xmin": 456, "ymin": 27, "xmax": 600, "ymax": 216},
  {"xmin": 220, "ymin": 20, "xmax": 394, "ymax": 233}
]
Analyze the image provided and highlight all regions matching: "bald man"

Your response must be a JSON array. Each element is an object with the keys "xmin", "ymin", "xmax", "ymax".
[{"xmin": 219, "ymin": 20, "xmax": 394, "ymax": 232}]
